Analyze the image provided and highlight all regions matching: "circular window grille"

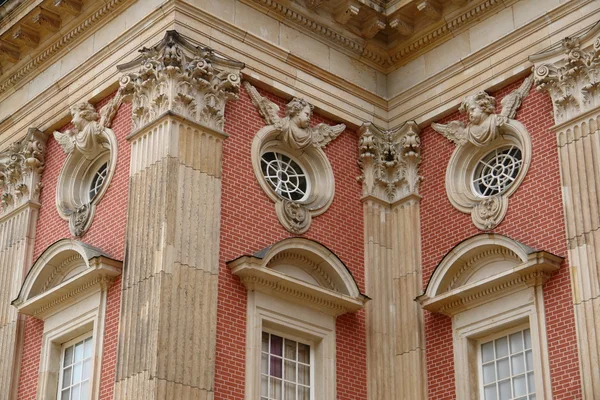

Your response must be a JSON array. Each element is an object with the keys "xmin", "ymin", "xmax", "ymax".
[
  {"xmin": 89, "ymin": 162, "xmax": 108, "ymax": 200},
  {"xmin": 260, "ymin": 152, "xmax": 309, "ymax": 201},
  {"xmin": 473, "ymin": 146, "xmax": 523, "ymax": 197}
]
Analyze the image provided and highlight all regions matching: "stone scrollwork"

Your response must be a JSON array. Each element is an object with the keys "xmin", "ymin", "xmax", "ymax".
[
  {"xmin": 0, "ymin": 128, "xmax": 47, "ymax": 215},
  {"xmin": 54, "ymin": 92, "xmax": 124, "ymax": 237},
  {"xmin": 245, "ymin": 81, "xmax": 344, "ymax": 234},
  {"xmin": 430, "ymin": 76, "xmax": 533, "ymax": 230},
  {"xmin": 357, "ymin": 121, "xmax": 422, "ymax": 203},
  {"xmin": 117, "ymin": 30, "xmax": 245, "ymax": 133},
  {"xmin": 531, "ymin": 24, "xmax": 600, "ymax": 125}
]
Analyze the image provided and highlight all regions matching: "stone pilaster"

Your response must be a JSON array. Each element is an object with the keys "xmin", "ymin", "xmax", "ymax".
[
  {"xmin": 0, "ymin": 128, "xmax": 47, "ymax": 400},
  {"xmin": 113, "ymin": 31, "xmax": 243, "ymax": 399},
  {"xmin": 531, "ymin": 24, "xmax": 600, "ymax": 398},
  {"xmin": 358, "ymin": 121, "xmax": 426, "ymax": 400}
]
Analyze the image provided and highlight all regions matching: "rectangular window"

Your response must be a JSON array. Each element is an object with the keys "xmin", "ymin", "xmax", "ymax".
[
  {"xmin": 261, "ymin": 331, "xmax": 311, "ymax": 400},
  {"xmin": 58, "ymin": 334, "xmax": 93, "ymax": 400},
  {"xmin": 480, "ymin": 328, "xmax": 535, "ymax": 400}
]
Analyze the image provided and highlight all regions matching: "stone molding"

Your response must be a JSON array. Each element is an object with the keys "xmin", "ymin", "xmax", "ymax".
[
  {"xmin": 54, "ymin": 94, "xmax": 124, "ymax": 237},
  {"xmin": 358, "ymin": 120, "xmax": 421, "ymax": 204},
  {"xmin": 117, "ymin": 30, "xmax": 245, "ymax": 133},
  {"xmin": 0, "ymin": 127, "xmax": 47, "ymax": 216},
  {"xmin": 531, "ymin": 22, "xmax": 600, "ymax": 125},
  {"xmin": 246, "ymin": 81, "xmax": 344, "ymax": 234},
  {"xmin": 431, "ymin": 78, "xmax": 533, "ymax": 230}
]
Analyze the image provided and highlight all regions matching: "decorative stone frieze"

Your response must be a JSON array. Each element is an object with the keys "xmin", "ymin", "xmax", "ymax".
[
  {"xmin": 431, "ymin": 76, "xmax": 533, "ymax": 230},
  {"xmin": 358, "ymin": 120, "xmax": 426, "ymax": 400},
  {"xmin": 117, "ymin": 30, "xmax": 244, "ymax": 133},
  {"xmin": 0, "ymin": 128, "xmax": 47, "ymax": 215},
  {"xmin": 54, "ymin": 93, "xmax": 124, "ymax": 237},
  {"xmin": 358, "ymin": 121, "xmax": 421, "ymax": 203},
  {"xmin": 530, "ymin": 23, "xmax": 600, "ymax": 397},
  {"xmin": 245, "ymin": 81, "xmax": 344, "ymax": 234}
]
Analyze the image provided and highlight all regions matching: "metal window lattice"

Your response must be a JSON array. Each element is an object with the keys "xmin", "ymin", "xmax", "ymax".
[
  {"xmin": 261, "ymin": 332, "xmax": 311, "ymax": 400},
  {"xmin": 473, "ymin": 146, "xmax": 522, "ymax": 197},
  {"xmin": 89, "ymin": 163, "xmax": 108, "ymax": 200},
  {"xmin": 260, "ymin": 152, "xmax": 308, "ymax": 202},
  {"xmin": 480, "ymin": 328, "xmax": 536, "ymax": 400}
]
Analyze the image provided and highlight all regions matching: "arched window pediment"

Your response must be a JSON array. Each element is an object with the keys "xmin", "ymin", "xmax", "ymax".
[
  {"xmin": 228, "ymin": 237, "xmax": 366, "ymax": 316},
  {"xmin": 418, "ymin": 234, "xmax": 562, "ymax": 316},
  {"xmin": 12, "ymin": 239, "xmax": 122, "ymax": 319}
]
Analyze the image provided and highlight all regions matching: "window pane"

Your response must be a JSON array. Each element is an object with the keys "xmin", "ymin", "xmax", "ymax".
[
  {"xmin": 484, "ymin": 384, "xmax": 497, "ymax": 400},
  {"xmin": 64, "ymin": 346, "xmax": 74, "ymax": 367},
  {"xmin": 82, "ymin": 359, "xmax": 91, "ymax": 381},
  {"xmin": 298, "ymin": 365, "xmax": 310, "ymax": 386},
  {"xmin": 270, "ymin": 377, "xmax": 282, "ymax": 400},
  {"xmin": 511, "ymin": 354, "xmax": 525, "ymax": 375},
  {"xmin": 62, "ymin": 366, "xmax": 72, "ymax": 389},
  {"xmin": 61, "ymin": 388, "xmax": 71, "ymax": 400},
  {"xmin": 74, "ymin": 342, "xmax": 85, "ymax": 362},
  {"xmin": 261, "ymin": 375, "xmax": 268, "ymax": 396},
  {"xmin": 482, "ymin": 342, "xmax": 494, "ymax": 363},
  {"xmin": 298, "ymin": 343, "xmax": 310, "ymax": 364},
  {"xmin": 482, "ymin": 363, "xmax": 496, "ymax": 385},
  {"xmin": 80, "ymin": 381, "xmax": 89, "ymax": 400},
  {"xmin": 299, "ymin": 385, "xmax": 310, "ymax": 400},
  {"xmin": 524, "ymin": 329, "xmax": 531, "ymax": 350},
  {"xmin": 285, "ymin": 360, "xmax": 296, "ymax": 382},
  {"xmin": 527, "ymin": 372, "xmax": 535, "ymax": 394},
  {"xmin": 499, "ymin": 379, "xmax": 511, "ymax": 400},
  {"xmin": 510, "ymin": 332, "xmax": 523, "ymax": 354},
  {"xmin": 84, "ymin": 339, "xmax": 93, "ymax": 359},
  {"xmin": 495, "ymin": 337, "xmax": 508, "ymax": 358},
  {"xmin": 514, "ymin": 375, "xmax": 527, "ymax": 397},
  {"xmin": 262, "ymin": 353, "xmax": 268, "ymax": 374},
  {"xmin": 285, "ymin": 339, "xmax": 297, "ymax": 361},
  {"xmin": 285, "ymin": 382, "xmax": 296, "ymax": 399},
  {"xmin": 262, "ymin": 332, "xmax": 269, "ymax": 353},
  {"xmin": 497, "ymin": 358, "xmax": 510, "ymax": 380},
  {"xmin": 271, "ymin": 335, "xmax": 283, "ymax": 357},
  {"xmin": 71, "ymin": 383, "xmax": 80, "ymax": 400},
  {"xmin": 270, "ymin": 356, "xmax": 282, "ymax": 378},
  {"xmin": 525, "ymin": 350, "xmax": 534, "ymax": 371},
  {"xmin": 73, "ymin": 362, "xmax": 82, "ymax": 385}
]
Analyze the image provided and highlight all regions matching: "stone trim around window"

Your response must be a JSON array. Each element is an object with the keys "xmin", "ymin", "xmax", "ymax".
[
  {"xmin": 11, "ymin": 239, "xmax": 122, "ymax": 400},
  {"xmin": 228, "ymin": 237, "xmax": 367, "ymax": 400},
  {"xmin": 417, "ymin": 234, "xmax": 558, "ymax": 399}
]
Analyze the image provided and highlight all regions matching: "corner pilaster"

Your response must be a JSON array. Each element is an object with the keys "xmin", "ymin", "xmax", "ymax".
[
  {"xmin": 358, "ymin": 121, "xmax": 427, "ymax": 400},
  {"xmin": 0, "ymin": 128, "xmax": 47, "ymax": 400},
  {"xmin": 113, "ymin": 30, "xmax": 243, "ymax": 399},
  {"xmin": 531, "ymin": 23, "xmax": 600, "ymax": 398}
]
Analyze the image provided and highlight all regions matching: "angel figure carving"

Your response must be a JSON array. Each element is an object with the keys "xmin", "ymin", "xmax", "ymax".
[
  {"xmin": 244, "ymin": 81, "xmax": 345, "ymax": 151},
  {"xmin": 432, "ymin": 75, "xmax": 533, "ymax": 147},
  {"xmin": 54, "ymin": 92, "xmax": 123, "ymax": 159}
]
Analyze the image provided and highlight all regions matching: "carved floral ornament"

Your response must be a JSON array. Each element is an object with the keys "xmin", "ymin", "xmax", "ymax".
[
  {"xmin": 430, "ymin": 76, "xmax": 534, "ymax": 230},
  {"xmin": 245, "ymin": 81, "xmax": 345, "ymax": 234},
  {"xmin": 357, "ymin": 121, "xmax": 422, "ymax": 204},
  {"xmin": 530, "ymin": 22, "xmax": 600, "ymax": 125},
  {"xmin": 117, "ymin": 30, "xmax": 245, "ymax": 133},
  {"xmin": 0, "ymin": 128, "xmax": 47, "ymax": 216},
  {"xmin": 53, "ymin": 93, "xmax": 124, "ymax": 237}
]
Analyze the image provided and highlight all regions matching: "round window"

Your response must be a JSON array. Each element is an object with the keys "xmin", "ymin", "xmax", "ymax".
[
  {"xmin": 260, "ymin": 151, "xmax": 309, "ymax": 201},
  {"xmin": 473, "ymin": 145, "xmax": 523, "ymax": 197},
  {"xmin": 89, "ymin": 162, "xmax": 108, "ymax": 200}
]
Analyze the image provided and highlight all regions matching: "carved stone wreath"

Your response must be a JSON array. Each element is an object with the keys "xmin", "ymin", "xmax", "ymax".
[{"xmin": 431, "ymin": 77, "xmax": 533, "ymax": 230}]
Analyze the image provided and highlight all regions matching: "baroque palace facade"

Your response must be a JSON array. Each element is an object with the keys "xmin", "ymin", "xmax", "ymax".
[{"xmin": 0, "ymin": 0, "xmax": 599, "ymax": 399}]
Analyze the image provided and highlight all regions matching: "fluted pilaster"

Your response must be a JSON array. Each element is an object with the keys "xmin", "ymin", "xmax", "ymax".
[
  {"xmin": 531, "ymin": 24, "xmax": 600, "ymax": 398},
  {"xmin": 359, "ymin": 121, "xmax": 426, "ymax": 400}
]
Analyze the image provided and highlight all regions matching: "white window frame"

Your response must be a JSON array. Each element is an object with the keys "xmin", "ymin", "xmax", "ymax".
[
  {"xmin": 246, "ymin": 291, "xmax": 336, "ymax": 400},
  {"xmin": 57, "ymin": 332, "xmax": 94, "ymax": 400},
  {"xmin": 452, "ymin": 286, "xmax": 552, "ymax": 400}
]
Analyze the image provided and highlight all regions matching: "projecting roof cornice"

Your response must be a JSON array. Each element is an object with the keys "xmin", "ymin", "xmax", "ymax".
[{"xmin": 242, "ymin": 0, "xmax": 513, "ymax": 70}]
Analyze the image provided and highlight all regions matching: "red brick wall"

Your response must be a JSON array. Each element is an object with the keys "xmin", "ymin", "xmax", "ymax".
[
  {"xmin": 420, "ymin": 80, "xmax": 582, "ymax": 399},
  {"xmin": 16, "ymin": 97, "xmax": 131, "ymax": 399},
  {"xmin": 215, "ymin": 86, "xmax": 367, "ymax": 399}
]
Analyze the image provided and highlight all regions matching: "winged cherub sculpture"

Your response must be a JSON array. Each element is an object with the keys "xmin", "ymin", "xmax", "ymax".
[
  {"xmin": 243, "ymin": 81, "xmax": 345, "ymax": 150},
  {"xmin": 431, "ymin": 75, "xmax": 534, "ymax": 147}
]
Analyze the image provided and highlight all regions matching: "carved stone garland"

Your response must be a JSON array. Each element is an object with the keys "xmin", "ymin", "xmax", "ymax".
[
  {"xmin": 117, "ymin": 30, "xmax": 242, "ymax": 133},
  {"xmin": 358, "ymin": 121, "xmax": 422, "ymax": 202},
  {"xmin": 430, "ymin": 77, "xmax": 533, "ymax": 230},
  {"xmin": 0, "ymin": 128, "xmax": 47, "ymax": 215}
]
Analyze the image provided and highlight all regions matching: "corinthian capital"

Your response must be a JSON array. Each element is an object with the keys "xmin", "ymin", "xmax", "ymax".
[
  {"xmin": 117, "ymin": 30, "xmax": 245, "ymax": 132},
  {"xmin": 530, "ymin": 24, "xmax": 600, "ymax": 125},
  {"xmin": 0, "ymin": 128, "xmax": 47, "ymax": 216},
  {"xmin": 358, "ymin": 121, "xmax": 421, "ymax": 203}
]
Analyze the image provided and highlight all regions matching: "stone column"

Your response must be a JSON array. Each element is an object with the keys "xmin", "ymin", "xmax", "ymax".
[
  {"xmin": 358, "ymin": 122, "xmax": 427, "ymax": 400},
  {"xmin": 531, "ymin": 26, "xmax": 600, "ymax": 398},
  {"xmin": 0, "ymin": 128, "xmax": 47, "ymax": 400},
  {"xmin": 113, "ymin": 31, "xmax": 243, "ymax": 399}
]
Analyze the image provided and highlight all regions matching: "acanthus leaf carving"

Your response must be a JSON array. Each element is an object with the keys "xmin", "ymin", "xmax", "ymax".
[
  {"xmin": 117, "ymin": 30, "xmax": 245, "ymax": 133},
  {"xmin": 357, "ymin": 121, "xmax": 422, "ymax": 203},
  {"xmin": 532, "ymin": 27, "xmax": 600, "ymax": 125},
  {"xmin": 0, "ymin": 128, "xmax": 47, "ymax": 216}
]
